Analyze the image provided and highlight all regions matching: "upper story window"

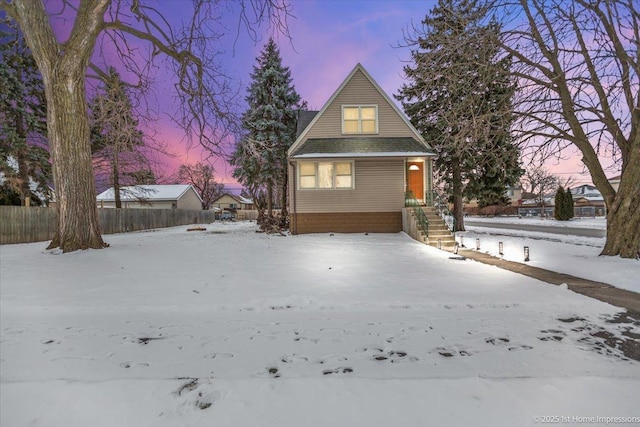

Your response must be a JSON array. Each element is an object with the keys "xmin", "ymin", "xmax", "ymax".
[{"xmin": 342, "ymin": 105, "xmax": 378, "ymax": 134}]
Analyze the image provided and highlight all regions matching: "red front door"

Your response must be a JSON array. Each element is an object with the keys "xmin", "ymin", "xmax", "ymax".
[{"xmin": 407, "ymin": 162, "xmax": 424, "ymax": 203}]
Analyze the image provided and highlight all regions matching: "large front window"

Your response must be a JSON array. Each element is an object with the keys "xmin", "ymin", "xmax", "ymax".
[
  {"xmin": 342, "ymin": 105, "xmax": 377, "ymax": 134},
  {"xmin": 298, "ymin": 161, "xmax": 354, "ymax": 189}
]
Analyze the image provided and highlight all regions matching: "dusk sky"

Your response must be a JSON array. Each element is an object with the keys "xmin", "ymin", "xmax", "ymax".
[{"xmin": 48, "ymin": 0, "xmax": 607, "ymax": 190}]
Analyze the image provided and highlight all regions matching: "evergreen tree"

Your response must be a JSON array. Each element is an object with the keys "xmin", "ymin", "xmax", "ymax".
[
  {"xmin": 554, "ymin": 186, "xmax": 566, "ymax": 220},
  {"xmin": 0, "ymin": 19, "xmax": 51, "ymax": 206},
  {"xmin": 230, "ymin": 38, "xmax": 302, "ymax": 224},
  {"xmin": 90, "ymin": 68, "xmax": 147, "ymax": 208},
  {"xmin": 564, "ymin": 188, "xmax": 574, "ymax": 220},
  {"xmin": 396, "ymin": 0, "xmax": 521, "ymax": 230}
]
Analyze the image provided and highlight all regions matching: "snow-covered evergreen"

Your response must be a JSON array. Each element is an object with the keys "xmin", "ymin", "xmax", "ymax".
[
  {"xmin": 0, "ymin": 20, "xmax": 50, "ymax": 206},
  {"xmin": 396, "ymin": 0, "xmax": 522, "ymax": 228},
  {"xmin": 231, "ymin": 38, "xmax": 303, "ymax": 220}
]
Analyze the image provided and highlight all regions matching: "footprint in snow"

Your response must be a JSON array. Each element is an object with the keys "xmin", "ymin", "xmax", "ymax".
[{"xmin": 322, "ymin": 367, "xmax": 354, "ymax": 375}]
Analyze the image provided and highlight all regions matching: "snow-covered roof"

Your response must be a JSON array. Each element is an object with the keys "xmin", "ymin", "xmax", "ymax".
[
  {"xmin": 96, "ymin": 185, "xmax": 201, "ymax": 202},
  {"xmin": 213, "ymin": 193, "xmax": 253, "ymax": 205}
]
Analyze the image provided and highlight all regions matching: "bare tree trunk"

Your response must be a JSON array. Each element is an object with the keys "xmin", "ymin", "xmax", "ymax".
[
  {"xmin": 8, "ymin": 0, "xmax": 110, "ymax": 252},
  {"xmin": 266, "ymin": 181, "xmax": 273, "ymax": 219},
  {"xmin": 452, "ymin": 161, "xmax": 465, "ymax": 232},
  {"xmin": 280, "ymin": 170, "xmax": 288, "ymax": 217},
  {"xmin": 44, "ymin": 65, "xmax": 108, "ymax": 251},
  {"xmin": 113, "ymin": 154, "xmax": 121, "ymax": 209},
  {"xmin": 601, "ymin": 154, "xmax": 640, "ymax": 258}
]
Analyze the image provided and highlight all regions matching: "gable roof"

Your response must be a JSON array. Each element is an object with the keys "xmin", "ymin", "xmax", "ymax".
[
  {"xmin": 288, "ymin": 63, "xmax": 432, "ymax": 157},
  {"xmin": 96, "ymin": 185, "xmax": 201, "ymax": 202},
  {"xmin": 296, "ymin": 110, "xmax": 319, "ymax": 137},
  {"xmin": 212, "ymin": 193, "xmax": 253, "ymax": 205}
]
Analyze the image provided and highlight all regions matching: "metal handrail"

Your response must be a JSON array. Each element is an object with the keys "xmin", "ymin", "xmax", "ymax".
[{"xmin": 405, "ymin": 191, "xmax": 429, "ymax": 237}]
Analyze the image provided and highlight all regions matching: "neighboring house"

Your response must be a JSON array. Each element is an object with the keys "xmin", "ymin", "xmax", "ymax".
[
  {"xmin": 96, "ymin": 184, "xmax": 202, "ymax": 210},
  {"xmin": 569, "ymin": 184, "xmax": 606, "ymax": 216},
  {"xmin": 211, "ymin": 193, "xmax": 255, "ymax": 211},
  {"xmin": 287, "ymin": 63, "xmax": 435, "ymax": 234}
]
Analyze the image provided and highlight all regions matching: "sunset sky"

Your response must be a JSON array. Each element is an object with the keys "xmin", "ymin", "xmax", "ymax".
[{"xmin": 48, "ymin": 0, "xmax": 610, "ymax": 191}]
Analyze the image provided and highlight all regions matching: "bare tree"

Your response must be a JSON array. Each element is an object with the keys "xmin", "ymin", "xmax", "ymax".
[
  {"xmin": 178, "ymin": 162, "xmax": 224, "ymax": 210},
  {"xmin": 494, "ymin": 0, "xmax": 639, "ymax": 258},
  {"xmin": 90, "ymin": 67, "xmax": 148, "ymax": 208},
  {"xmin": 0, "ymin": 0, "xmax": 291, "ymax": 252},
  {"xmin": 521, "ymin": 165, "xmax": 559, "ymax": 215}
]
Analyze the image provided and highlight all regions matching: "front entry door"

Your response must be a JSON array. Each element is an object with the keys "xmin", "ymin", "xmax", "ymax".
[{"xmin": 407, "ymin": 162, "xmax": 424, "ymax": 203}]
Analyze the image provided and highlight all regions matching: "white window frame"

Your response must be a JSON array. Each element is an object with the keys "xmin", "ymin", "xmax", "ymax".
[
  {"xmin": 342, "ymin": 105, "xmax": 378, "ymax": 134},
  {"xmin": 297, "ymin": 161, "xmax": 355, "ymax": 190}
]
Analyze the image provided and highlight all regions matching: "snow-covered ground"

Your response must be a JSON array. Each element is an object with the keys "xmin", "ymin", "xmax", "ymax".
[
  {"xmin": 467, "ymin": 215, "xmax": 607, "ymax": 229},
  {"xmin": 1, "ymin": 222, "xmax": 639, "ymax": 427},
  {"xmin": 460, "ymin": 216, "xmax": 639, "ymax": 294}
]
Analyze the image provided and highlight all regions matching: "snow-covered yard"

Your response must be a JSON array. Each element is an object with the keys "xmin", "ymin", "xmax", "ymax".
[
  {"xmin": 461, "ymin": 216, "xmax": 639, "ymax": 294},
  {"xmin": 1, "ymin": 222, "xmax": 639, "ymax": 427}
]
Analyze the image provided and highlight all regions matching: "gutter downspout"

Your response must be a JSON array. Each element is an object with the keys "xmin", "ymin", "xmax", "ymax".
[{"xmin": 289, "ymin": 161, "xmax": 297, "ymax": 234}]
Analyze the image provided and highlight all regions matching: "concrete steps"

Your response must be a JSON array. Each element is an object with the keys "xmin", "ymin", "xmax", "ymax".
[{"xmin": 405, "ymin": 206, "xmax": 456, "ymax": 249}]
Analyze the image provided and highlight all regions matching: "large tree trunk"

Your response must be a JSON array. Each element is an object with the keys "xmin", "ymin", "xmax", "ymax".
[
  {"xmin": 113, "ymin": 154, "xmax": 121, "ymax": 209},
  {"xmin": 600, "ymin": 155, "xmax": 640, "ymax": 258},
  {"xmin": 44, "ymin": 64, "xmax": 108, "ymax": 251},
  {"xmin": 452, "ymin": 161, "xmax": 465, "ymax": 232},
  {"xmin": 9, "ymin": 0, "xmax": 110, "ymax": 252}
]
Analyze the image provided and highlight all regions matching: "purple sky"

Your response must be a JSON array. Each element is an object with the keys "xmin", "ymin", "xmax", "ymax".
[{"xmin": 46, "ymin": 0, "xmax": 604, "ymax": 190}]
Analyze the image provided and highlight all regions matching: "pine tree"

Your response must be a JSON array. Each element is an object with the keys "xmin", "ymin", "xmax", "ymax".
[
  {"xmin": 554, "ymin": 186, "xmax": 566, "ymax": 220},
  {"xmin": 231, "ymin": 38, "xmax": 302, "ymax": 224},
  {"xmin": 90, "ymin": 68, "xmax": 147, "ymax": 208},
  {"xmin": 0, "ymin": 19, "xmax": 51, "ymax": 206},
  {"xmin": 396, "ymin": 0, "xmax": 521, "ymax": 230},
  {"xmin": 564, "ymin": 188, "xmax": 574, "ymax": 220}
]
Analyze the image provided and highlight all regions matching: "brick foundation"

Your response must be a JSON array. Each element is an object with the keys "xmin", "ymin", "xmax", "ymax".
[{"xmin": 291, "ymin": 212, "xmax": 402, "ymax": 234}]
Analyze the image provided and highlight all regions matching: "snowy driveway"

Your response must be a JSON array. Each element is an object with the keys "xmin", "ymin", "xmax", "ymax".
[{"xmin": 1, "ymin": 222, "xmax": 639, "ymax": 426}]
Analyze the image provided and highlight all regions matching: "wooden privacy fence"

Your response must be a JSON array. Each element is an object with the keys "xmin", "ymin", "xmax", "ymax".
[{"xmin": 0, "ymin": 206, "xmax": 216, "ymax": 245}]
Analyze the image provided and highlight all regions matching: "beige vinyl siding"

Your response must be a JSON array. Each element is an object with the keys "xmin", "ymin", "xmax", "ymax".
[
  {"xmin": 294, "ymin": 159, "xmax": 405, "ymax": 213},
  {"xmin": 304, "ymin": 69, "xmax": 416, "ymax": 139},
  {"xmin": 176, "ymin": 188, "xmax": 203, "ymax": 210}
]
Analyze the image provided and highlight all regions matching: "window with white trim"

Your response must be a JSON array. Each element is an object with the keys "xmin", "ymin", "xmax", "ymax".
[
  {"xmin": 298, "ymin": 161, "xmax": 354, "ymax": 189},
  {"xmin": 342, "ymin": 105, "xmax": 377, "ymax": 134}
]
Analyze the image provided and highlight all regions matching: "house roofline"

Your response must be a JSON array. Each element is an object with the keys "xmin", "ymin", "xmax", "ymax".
[
  {"xmin": 290, "ymin": 152, "xmax": 435, "ymax": 159},
  {"xmin": 287, "ymin": 63, "xmax": 431, "ymax": 156}
]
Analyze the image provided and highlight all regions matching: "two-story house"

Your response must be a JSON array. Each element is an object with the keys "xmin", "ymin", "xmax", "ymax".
[{"xmin": 288, "ymin": 63, "xmax": 435, "ymax": 234}]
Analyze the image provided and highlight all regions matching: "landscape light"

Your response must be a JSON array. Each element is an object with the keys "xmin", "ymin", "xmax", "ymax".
[
  {"xmin": 524, "ymin": 246, "xmax": 530, "ymax": 262},
  {"xmin": 476, "ymin": 238, "xmax": 480, "ymax": 251},
  {"xmin": 499, "ymin": 242, "xmax": 504, "ymax": 256},
  {"xmin": 437, "ymin": 238, "xmax": 442, "ymax": 249}
]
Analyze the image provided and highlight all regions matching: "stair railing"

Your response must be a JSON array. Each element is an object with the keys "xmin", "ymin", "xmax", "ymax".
[
  {"xmin": 405, "ymin": 191, "xmax": 429, "ymax": 237},
  {"xmin": 430, "ymin": 189, "xmax": 456, "ymax": 232}
]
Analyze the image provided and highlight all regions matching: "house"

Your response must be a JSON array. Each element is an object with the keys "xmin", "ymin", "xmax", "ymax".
[
  {"xmin": 96, "ymin": 184, "xmax": 202, "ymax": 210},
  {"xmin": 569, "ymin": 184, "xmax": 606, "ymax": 216},
  {"xmin": 211, "ymin": 193, "xmax": 255, "ymax": 211},
  {"xmin": 287, "ymin": 63, "xmax": 435, "ymax": 234}
]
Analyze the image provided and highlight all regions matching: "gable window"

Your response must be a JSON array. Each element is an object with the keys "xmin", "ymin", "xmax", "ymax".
[
  {"xmin": 298, "ymin": 161, "xmax": 354, "ymax": 189},
  {"xmin": 342, "ymin": 105, "xmax": 377, "ymax": 134}
]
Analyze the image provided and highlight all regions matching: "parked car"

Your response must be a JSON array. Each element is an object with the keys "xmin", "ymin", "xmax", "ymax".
[{"xmin": 220, "ymin": 211, "xmax": 235, "ymax": 221}]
